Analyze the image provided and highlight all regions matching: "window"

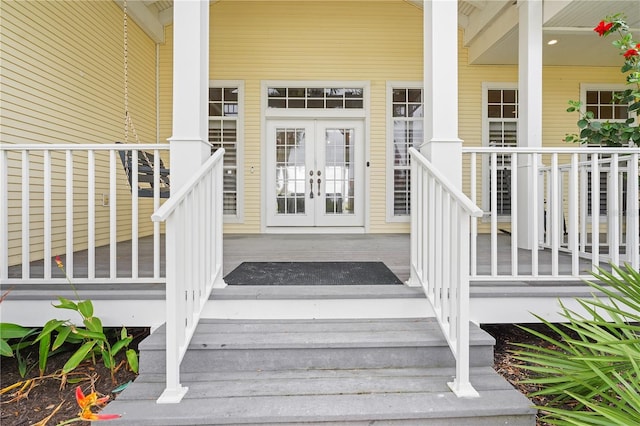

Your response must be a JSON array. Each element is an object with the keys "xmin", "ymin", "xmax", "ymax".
[
  {"xmin": 483, "ymin": 85, "xmax": 518, "ymax": 217},
  {"xmin": 208, "ymin": 83, "xmax": 243, "ymax": 219},
  {"xmin": 580, "ymin": 85, "xmax": 630, "ymax": 216},
  {"xmin": 267, "ymin": 87, "xmax": 364, "ymax": 109},
  {"xmin": 387, "ymin": 84, "xmax": 423, "ymax": 219}
]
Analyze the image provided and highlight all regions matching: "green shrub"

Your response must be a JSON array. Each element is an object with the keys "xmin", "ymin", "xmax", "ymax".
[{"xmin": 514, "ymin": 263, "xmax": 640, "ymax": 425}]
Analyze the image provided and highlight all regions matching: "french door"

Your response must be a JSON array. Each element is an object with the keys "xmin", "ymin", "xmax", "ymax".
[{"xmin": 266, "ymin": 120, "xmax": 364, "ymax": 227}]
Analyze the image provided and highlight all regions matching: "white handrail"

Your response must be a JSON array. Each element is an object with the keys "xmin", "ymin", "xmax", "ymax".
[
  {"xmin": 152, "ymin": 149, "xmax": 225, "ymax": 404},
  {"xmin": 408, "ymin": 148, "xmax": 482, "ymax": 398}
]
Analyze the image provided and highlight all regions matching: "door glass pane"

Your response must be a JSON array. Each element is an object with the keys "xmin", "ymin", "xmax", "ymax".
[
  {"xmin": 324, "ymin": 128, "xmax": 355, "ymax": 215},
  {"xmin": 275, "ymin": 128, "xmax": 306, "ymax": 214}
]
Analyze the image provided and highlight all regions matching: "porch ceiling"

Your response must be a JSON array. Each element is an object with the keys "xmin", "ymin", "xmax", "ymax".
[{"xmin": 464, "ymin": 0, "xmax": 640, "ymax": 65}]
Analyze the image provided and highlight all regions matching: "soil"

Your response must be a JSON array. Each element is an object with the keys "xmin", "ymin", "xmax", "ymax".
[
  {"xmin": 1, "ymin": 324, "xmax": 560, "ymax": 426},
  {"xmin": 1, "ymin": 328, "xmax": 149, "ymax": 426}
]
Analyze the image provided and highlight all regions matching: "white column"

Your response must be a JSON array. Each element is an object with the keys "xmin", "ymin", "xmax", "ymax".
[
  {"xmin": 517, "ymin": 0, "xmax": 543, "ymax": 249},
  {"xmin": 422, "ymin": 0, "xmax": 462, "ymax": 189},
  {"xmin": 170, "ymin": 0, "xmax": 211, "ymax": 190}
]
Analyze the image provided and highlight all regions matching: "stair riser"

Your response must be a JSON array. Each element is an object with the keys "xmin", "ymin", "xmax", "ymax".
[{"xmin": 138, "ymin": 346, "xmax": 494, "ymax": 374}]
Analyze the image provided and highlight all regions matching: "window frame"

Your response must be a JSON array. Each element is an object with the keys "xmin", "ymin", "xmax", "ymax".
[
  {"xmin": 208, "ymin": 80, "xmax": 244, "ymax": 223},
  {"xmin": 579, "ymin": 84, "xmax": 631, "ymax": 220},
  {"xmin": 482, "ymin": 82, "xmax": 518, "ymax": 221},
  {"xmin": 386, "ymin": 81, "xmax": 424, "ymax": 222}
]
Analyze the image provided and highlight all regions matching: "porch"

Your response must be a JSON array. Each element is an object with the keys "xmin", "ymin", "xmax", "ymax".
[{"xmin": 2, "ymin": 232, "xmax": 607, "ymax": 327}]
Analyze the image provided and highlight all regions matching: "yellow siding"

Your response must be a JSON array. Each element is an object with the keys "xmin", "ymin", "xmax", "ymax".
[
  {"xmin": 155, "ymin": 1, "xmax": 627, "ymax": 235},
  {"xmin": 2, "ymin": 0, "xmax": 158, "ymax": 265},
  {"xmin": 159, "ymin": 0, "xmax": 424, "ymax": 233}
]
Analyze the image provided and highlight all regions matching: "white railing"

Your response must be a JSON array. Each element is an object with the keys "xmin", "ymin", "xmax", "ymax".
[
  {"xmin": 151, "ymin": 149, "xmax": 225, "ymax": 404},
  {"xmin": 463, "ymin": 147, "xmax": 640, "ymax": 280},
  {"xmin": 0, "ymin": 143, "xmax": 170, "ymax": 284},
  {"xmin": 408, "ymin": 148, "xmax": 483, "ymax": 398}
]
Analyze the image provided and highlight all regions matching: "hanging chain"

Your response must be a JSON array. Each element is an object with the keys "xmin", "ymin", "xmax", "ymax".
[{"xmin": 123, "ymin": 0, "xmax": 140, "ymax": 144}]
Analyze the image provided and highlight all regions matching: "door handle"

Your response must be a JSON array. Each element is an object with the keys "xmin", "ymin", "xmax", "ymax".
[
  {"xmin": 309, "ymin": 178, "xmax": 314, "ymax": 199},
  {"xmin": 317, "ymin": 178, "xmax": 321, "ymax": 196}
]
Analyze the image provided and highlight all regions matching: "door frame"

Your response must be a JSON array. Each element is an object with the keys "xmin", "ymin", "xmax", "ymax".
[
  {"xmin": 265, "ymin": 119, "xmax": 365, "ymax": 228},
  {"xmin": 260, "ymin": 80, "xmax": 371, "ymax": 233}
]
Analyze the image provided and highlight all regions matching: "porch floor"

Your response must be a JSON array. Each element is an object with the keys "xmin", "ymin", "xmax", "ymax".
[
  {"xmin": 3, "ymin": 233, "xmax": 610, "ymax": 325},
  {"xmin": 6, "ymin": 232, "xmax": 603, "ymax": 282}
]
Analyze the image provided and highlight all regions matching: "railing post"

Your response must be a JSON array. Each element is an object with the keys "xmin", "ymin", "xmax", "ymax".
[
  {"xmin": 447, "ymin": 207, "xmax": 479, "ymax": 398},
  {"xmin": 157, "ymin": 214, "xmax": 188, "ymax": 404},
  {"xmin": 627, "ymin": 154, "xmax": 639, "ymax": 269},
  {"xmin": 22, "ymin": 151, "xmax": 30, "ymax": 278}
]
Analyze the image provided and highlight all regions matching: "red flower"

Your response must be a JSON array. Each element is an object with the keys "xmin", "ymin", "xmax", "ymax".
[
  {"xmin": 594, "ymin": 20, "xmax": 613, "ymax": 36},
  {"xmin": 623, "ymin": 48, "xmax": 639, "ymax": 59},
  {"xmin": 75, "ymin": 387, "xmax": 120, "ymax": 421},
  {"xmin": 55, "ymin": 255, "xmax": 64, "ymax": 269}
]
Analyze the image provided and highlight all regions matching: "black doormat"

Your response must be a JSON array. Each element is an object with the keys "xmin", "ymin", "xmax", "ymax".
[{"xmin": 224, "ymin": 262, "xmax": 403, "ymax": 285}]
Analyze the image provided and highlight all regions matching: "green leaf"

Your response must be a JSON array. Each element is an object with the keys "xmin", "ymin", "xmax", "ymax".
[
  {"xmin": 53, "ymin": 297, "xmax": 77, "ymax": 311},
  {"xmin": 126, "ymin": 348, "xmax": 138, "ymax": 373},
  {"xmin": 0, "ymin": 338, "xmax": 13, "ymax": 357},
  {"xmin": 111, "ymin": 337, "xmax": 132, "ymax": 356},
  {"xmin": 51, "ymin": 326, "xmax": 73, "ymax": 351},
  {"xmin": 0, "ymin": 323, "xmax": 36, "ymax": 340},
  {"xmin": 101, "ymin": 348, "xmax": 113, "ymax": 369},
  {"xmin": 83, "ymin": 316, "xmax": 103, "ymax": 334},
  {"xmin": 38, "ymin": 332, "xmax": 51, "ymax": 375},
  {"xmin": 77, "ymin": 300, "xmax": 93, "ymax": 318},
  {"xmin": 62, "ymin": 341, "xmax": 95, "ymax": 374},
  {"xmin": 577, "ymin": 119, "xmax": 588, "ymax": 128},
  {"xmin": 120, "ymin": 327, "xmax": 128, "ymax": 340},
  {"xmin": 72, "ymin": 328, "xmax": 106, "ymax": 341},
  {"xmin": 34, "ymin": 319, "xmax": 65, "ymax": 343}
]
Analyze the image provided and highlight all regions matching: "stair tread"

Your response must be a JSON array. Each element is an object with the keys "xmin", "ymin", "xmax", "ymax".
[
  {"xmin": 104, "ymin": 388, "xmax": 534, "ymax": 425},
  {"xmin": 132, "ymin": 366, "xmax": 498, "ymax": 382},
  {"xmin": 142, "ymin": 319, "xmax": 494, "ymax": 350},
  {"xmin": 116, "ymin": 367, "xmax": 517, "ymax": 400}
]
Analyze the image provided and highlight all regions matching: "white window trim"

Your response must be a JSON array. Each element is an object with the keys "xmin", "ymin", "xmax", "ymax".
[
  {"xmin": 386, "ymin": 81, "xmax": 423, "ymax": 223},
  {"xmin": 579, "ymin": 83, "xmax": 631, "ymax": 222},
  {"xmin": 481, "ymin": 82, "xmax": 518, "ymax": 222},
  {"xmin": 259, "ymin": 80, "xmax": 371, "ymax": 233},
  {"xmin": 210, "ymin": 80, "xmax": 244, "ymax": 223},
  {"xmin": 580, "ymin": 83, "xmax": 634, "ymax": 124}
]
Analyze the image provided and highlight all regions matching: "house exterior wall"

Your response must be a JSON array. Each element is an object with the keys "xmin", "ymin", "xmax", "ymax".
[
  {"xmin": 2, "ymin": 0, "xmax": 627, "ymax": 261},
  {"xmin": 159, "ymin": 1, "xmax": 625, "ymax": 235},
  {"xmin": 1, "ymin": 1, "xmax": 158, "ymax": 265},
  {"xmin": 159, "ymin": 0, "xmax": 424, "ymax": 233}
]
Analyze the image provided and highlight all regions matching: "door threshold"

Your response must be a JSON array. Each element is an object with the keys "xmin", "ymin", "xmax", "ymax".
[{"xmin": 264, "ymin": 227, "xmax": 366, "ymax": 234}]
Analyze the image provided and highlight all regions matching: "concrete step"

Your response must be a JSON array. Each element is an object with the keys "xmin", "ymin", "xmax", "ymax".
[
  {"xmin": 103, "ymin": 366, "xmax": 535, "ymax": 425},
  {"xmin": 138, "ymin": 318, "xmax": 495, "ymax": 374}
]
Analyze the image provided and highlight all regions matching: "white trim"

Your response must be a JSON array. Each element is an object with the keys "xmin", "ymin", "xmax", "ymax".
[
  {"xmin": 260, "ymin": 80, "xmax": 371, "ymax": 232},
  {"xmin": 209, "ymin": 80, "xmax": 245, "ymax": 223},
  {"xmin": 264, "ymin": 227, "xmax": 366, "ymax": 234},
  {"xmin": 386, "ymin": 81, "xmax": 423, "ymax": 223},
  {"xmin": 579, "ymin": 83, "xmax": 635, "ymax": 125},
  {"xmin": 579, "ymin": 83, "xmax": 633, "ymax": 221},
  {"xmin": 481, "ymin": 82, "xmax": 518, "ymax": 221}
]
